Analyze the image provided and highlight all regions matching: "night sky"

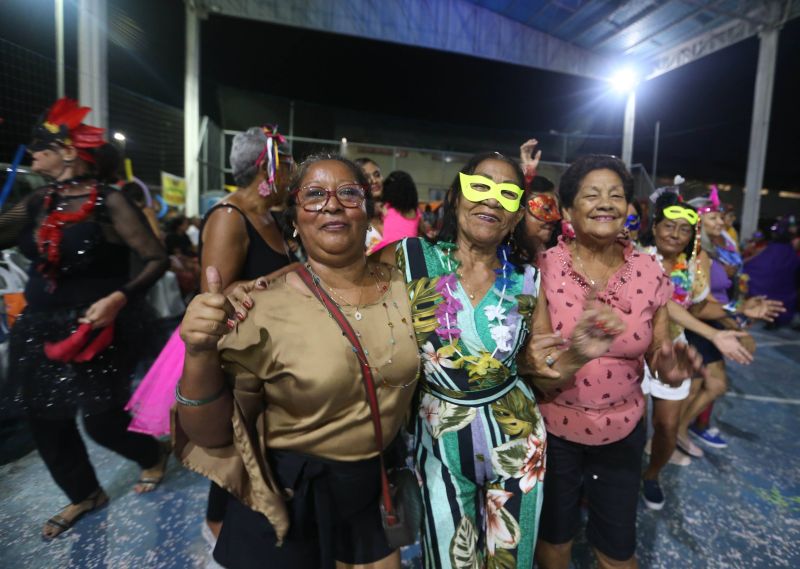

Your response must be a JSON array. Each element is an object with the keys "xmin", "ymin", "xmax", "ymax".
[{"xmin": 1, "ymin": 0, "xmax": 798, "ymax": 189}]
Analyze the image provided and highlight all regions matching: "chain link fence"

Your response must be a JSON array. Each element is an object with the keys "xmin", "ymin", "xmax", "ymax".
[{"xmin": 0, "ymin": 38, "xmax": 182, "ymax": 192}]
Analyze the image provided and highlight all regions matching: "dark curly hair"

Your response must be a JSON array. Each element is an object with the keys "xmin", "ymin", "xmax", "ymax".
[
  {"xmin": 282, "ymin": 153, "xmax": 373, "ymax": 240},
  {"xmin": 436, "ymin": 151, "xmax": 526, "ymax": 269},
  {"xmin": 558, "ymin": 154, "xmax": 634, "ymax": 209},
  {"xmin": 382, "ymin": 170, "xmax": 418, "ymax": 212}
]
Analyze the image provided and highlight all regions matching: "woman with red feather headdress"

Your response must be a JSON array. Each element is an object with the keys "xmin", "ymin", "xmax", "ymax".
[{"xmin": 0, "ymin": 98, "xmax": 170, "ymax": 539}]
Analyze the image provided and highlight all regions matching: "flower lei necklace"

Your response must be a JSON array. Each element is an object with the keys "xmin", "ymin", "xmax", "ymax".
[
  {"xmin": 643, "ymin": 246, "xmax": 697, "ymax": 308},
  {"xmin": 37, "ymin": 184, "xmax": 100, "ymax": 285},
  {"xmin": 433, "ymin": 242, "xmax": 517, "ymax": 359}
]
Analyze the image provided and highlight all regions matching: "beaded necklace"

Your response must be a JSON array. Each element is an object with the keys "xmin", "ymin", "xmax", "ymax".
[
  {"xmin": 558, "ymin": 240, "xmax": 632, "ymax": 300},
  {"xmin": 37, "ymin": 181, "xmax": 100, "ymax": 287},
  {"xmin": 306, "ymin": 264, "xmax": 420, "ymax": 388}
]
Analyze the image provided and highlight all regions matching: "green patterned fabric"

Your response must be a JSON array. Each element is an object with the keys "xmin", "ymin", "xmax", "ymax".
[{"xmin": 398, "ymin": 238, "xmax": 546, "ymax": 569}]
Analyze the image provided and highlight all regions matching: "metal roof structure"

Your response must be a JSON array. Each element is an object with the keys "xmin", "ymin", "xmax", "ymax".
[
  {"xmin": 180, "ymin": 0, "xmax": 798, "ymax": 237},
  {"xmin": 195, "ymin": 0, "xmax": 799, "ymax": 81},
  {"xmin": 464, "ymin": 0, "xmax": 799, "ymax": 79}
]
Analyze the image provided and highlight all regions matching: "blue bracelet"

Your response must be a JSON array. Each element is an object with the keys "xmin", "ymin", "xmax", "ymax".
[{"xmin": 175, "ymin": 382, "xmax": 227, "ymax": 407}]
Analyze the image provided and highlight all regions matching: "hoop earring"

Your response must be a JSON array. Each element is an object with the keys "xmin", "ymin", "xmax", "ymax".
[{"xmin": 292, "ymin": 227, "xmax": 298, "ymax": 238}]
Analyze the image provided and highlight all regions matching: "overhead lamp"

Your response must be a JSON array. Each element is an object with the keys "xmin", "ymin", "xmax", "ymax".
[
  {"xmin": 113, "ymin": 132, "xmax": 126, "ymax": 142},
  {"xmin": 610, "ymin": 68, "xmax": 639, "ymax": 93}
]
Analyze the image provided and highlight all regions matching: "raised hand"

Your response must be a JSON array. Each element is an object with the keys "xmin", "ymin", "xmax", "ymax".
[
  {"xmin": 519, "ymin": 138, "xmax": 541, "ymax": 177},
  {"xmin": 570, "ymin": 300, "xmax": 626, "ymax": 362},
  {"xmin": 180, "ymin": 266, "xmax": 235, "ymax": 354},
  {"xmin": 711, "ymin": 329, "xmax": 754, "ymax": 365},
  {"xmin": 742, "ymin": 296, "xmax": 785, "ymax": 322},
  {"xmin": 653, "ymin": 340, "xmax": 704, "ymax": 386}
]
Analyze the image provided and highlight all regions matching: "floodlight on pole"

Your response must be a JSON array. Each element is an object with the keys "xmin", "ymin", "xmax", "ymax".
[
  {"xmin": 610, "ymin": 67, "xmax": 639, "ymax": 94},
  {"xmin": 609, "ymin": 67, "xmax": 640, "ymax": 167}
]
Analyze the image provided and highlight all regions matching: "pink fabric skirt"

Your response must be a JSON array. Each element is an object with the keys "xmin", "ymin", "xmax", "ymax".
[{"xmin": 125, "ymin": 326, "xmax": 185, "ymax": 436}]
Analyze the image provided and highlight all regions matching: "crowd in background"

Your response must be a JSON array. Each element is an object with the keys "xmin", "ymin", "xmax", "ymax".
[{"xmin": 0, "ymin": 98, "xmax": 798, "ymax": 569}]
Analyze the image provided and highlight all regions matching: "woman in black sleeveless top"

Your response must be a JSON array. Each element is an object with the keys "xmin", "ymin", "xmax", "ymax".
[{"xmin": 197, "ymin": 126, "xmax": 295, "ymax": 546}]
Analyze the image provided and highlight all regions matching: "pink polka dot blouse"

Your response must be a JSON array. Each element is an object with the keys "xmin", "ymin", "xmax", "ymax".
[{"xmin": 537, "ymin": 238, "xmax": 672, "ymax": 445}]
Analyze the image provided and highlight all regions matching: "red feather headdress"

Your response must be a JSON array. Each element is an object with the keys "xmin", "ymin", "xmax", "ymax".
[{"xmin": 30, "ymin": 98, "xmax": 105, "ymax": 162}]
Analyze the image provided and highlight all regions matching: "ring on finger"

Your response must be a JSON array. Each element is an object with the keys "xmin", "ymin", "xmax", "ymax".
[{"xmin": 545, "ymin": 355, "xmax": 555, "ymax": 367}]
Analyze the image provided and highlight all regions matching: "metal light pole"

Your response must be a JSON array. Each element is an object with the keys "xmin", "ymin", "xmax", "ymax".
[
  {"xmin": 621, "ymin": 90, "xmax": 636, "ymax": 168},
  {"xmin": 184, "ymin": 1, "xmax": 201, "ymax": 217},
  {"xmin": 55, "ymin": 0, "xmax": 64, "ymax": 98},
  {"xmin": 652, "ymin": 120, "xmax": 660, "ymax": 181},
  {"xmin": 78, "ymin": 0, "xmax": 108, "ymax": 129}
]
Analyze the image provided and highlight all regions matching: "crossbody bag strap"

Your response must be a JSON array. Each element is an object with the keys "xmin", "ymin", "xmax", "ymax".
[{"xmin": 294, "ymin": 265, "xmax": 398, "ymax": 523}]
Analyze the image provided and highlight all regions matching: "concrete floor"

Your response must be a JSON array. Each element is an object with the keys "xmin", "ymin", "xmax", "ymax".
[{"xmin": 1, "ymin": 325, "xmax": 798, "ymax": 568}]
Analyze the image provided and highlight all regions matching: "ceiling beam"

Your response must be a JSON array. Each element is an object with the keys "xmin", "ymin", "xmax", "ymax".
[
  {"xmin": 592, "ymin": 0, "xmax": 665, "ymax": 50},
  {"xmin": 622, "ymin": 0, "xmax": 726, "ymax": 55},
  {"xmin": 645, "ymin": 0, "xmax": 786, "ymax": 79},
  {"xmin": 200, "ymin": 0, "xmax": 614, "ymax": 80}
]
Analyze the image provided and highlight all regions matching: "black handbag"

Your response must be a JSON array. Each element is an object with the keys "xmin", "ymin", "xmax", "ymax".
[{"xmin": 296, "ymin": 265, "xmax": 423, "ymax": 549}]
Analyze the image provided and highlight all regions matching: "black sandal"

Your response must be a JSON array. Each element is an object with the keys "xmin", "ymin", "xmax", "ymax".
[{"xmin": 42, "ymin": 488, "xmax": 109, "ymax": 540}]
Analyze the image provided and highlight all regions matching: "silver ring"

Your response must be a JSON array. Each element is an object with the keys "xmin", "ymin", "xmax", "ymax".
[{"xmin": 545, "ymin": 355, "xmax": 555, "ymax": 367}]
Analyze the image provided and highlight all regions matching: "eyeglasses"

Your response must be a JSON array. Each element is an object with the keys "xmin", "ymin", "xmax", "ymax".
[{"xmin": 291, "ymin": 183, "xmax": 367, "ymax": 212}]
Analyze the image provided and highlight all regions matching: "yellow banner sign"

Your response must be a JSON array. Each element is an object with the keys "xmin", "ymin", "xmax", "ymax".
[{"xmin": 161, "ymin": 171, "xmax": 186, "ymax": 206}]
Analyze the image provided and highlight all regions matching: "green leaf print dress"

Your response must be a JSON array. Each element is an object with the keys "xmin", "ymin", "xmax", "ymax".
[{"xmin": 397, "ymin": 237, "xmax": 546, "ymax": 569}]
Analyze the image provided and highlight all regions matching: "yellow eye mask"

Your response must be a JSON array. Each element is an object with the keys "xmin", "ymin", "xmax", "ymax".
[
  {"xmin": 459, "ymin": 172, "xmax": 523, "ymax": 212},
  {"xmin": 663, "ymin": 205, "xmax": 699, "ymax": 226}
]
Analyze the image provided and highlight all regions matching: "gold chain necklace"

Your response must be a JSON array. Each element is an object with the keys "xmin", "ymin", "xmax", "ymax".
[
  {"xmin": 307, "ymin": 264, "xmax": 420, "ymax": 389},
  {"xmin": 313, "ymin": 264, "xmax": 369, "ymax": 320}
]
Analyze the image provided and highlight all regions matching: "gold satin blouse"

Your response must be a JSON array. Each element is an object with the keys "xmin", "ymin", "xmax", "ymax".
[{"xmin": 174, "ymin": 264, "xmax": 419, "ymax": 542}]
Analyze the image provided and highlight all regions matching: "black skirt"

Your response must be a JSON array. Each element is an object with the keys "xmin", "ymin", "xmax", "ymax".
[
  {"xmin": 684, "ymin": 319, "xmax": 725, "ymax": 365},
  {"xmin": 1, "ymin": 299, "xmax": 150, "ymax": 420},
  {"xmin": 213, "ymin": 448, "xmax": 396, "ymax": 569}
]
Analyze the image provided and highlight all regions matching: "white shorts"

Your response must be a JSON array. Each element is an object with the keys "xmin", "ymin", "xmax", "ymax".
[{"xmin": 640, "ymin": 332, "xmax": 692, "ymax": 401}]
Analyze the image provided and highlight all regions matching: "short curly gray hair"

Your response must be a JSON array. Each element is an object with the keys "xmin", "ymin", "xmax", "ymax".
[{"xmin": 230, "ymin": 127, "xmax": 268, "ymax": 188}]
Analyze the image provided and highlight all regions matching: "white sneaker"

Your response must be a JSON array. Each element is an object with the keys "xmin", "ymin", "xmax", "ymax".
[
  {"xmin": 668, "ymin": 449, "xmax": 691, "ymax": 466},
  {"xmin": 676, "ymin": 435, "xmax": 704, "ymax": 458}
]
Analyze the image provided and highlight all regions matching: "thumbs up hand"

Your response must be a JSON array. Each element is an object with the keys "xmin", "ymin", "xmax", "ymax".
[{"xmin": 180, "ymin": 266, "xmax": 236, "ymax": 354}]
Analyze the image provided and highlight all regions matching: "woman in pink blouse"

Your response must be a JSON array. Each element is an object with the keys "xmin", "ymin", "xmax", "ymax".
[{"xmin": 523, "ymin": 155, "xmax": 703, "ymax": 569}]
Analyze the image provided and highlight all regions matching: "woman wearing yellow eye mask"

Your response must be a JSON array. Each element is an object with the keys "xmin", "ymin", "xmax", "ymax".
[
  {"xmin": 375, "ymin": 151, "xmax": 546, "ymax": 569},
  {"xmin": 637, "ymin": 190, "xmax": 754, "ymax": 513}
]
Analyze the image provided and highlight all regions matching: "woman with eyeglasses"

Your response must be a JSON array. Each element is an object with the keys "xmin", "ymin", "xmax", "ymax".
[
  {"xmin": 175, "ymin": 154, "xmax": 419, "ymax": 569},
  {"xmin": 374, "ymin": 151, "xmax": 547, "ymax": 569}
]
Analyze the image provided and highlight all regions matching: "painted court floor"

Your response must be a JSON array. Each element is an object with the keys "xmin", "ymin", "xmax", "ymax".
[{"xmin": 1, "ymin": 325, "xmax": 798, "ymax": 568}]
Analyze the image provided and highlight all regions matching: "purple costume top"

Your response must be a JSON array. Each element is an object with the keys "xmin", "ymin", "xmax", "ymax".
[
  {"xmin": 744, "ymin": 242, "xmax": 800, "ymax": 326},
  {"xmin": 709, "ymin": 259, "xmax": 732, "ymax": 305}
]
